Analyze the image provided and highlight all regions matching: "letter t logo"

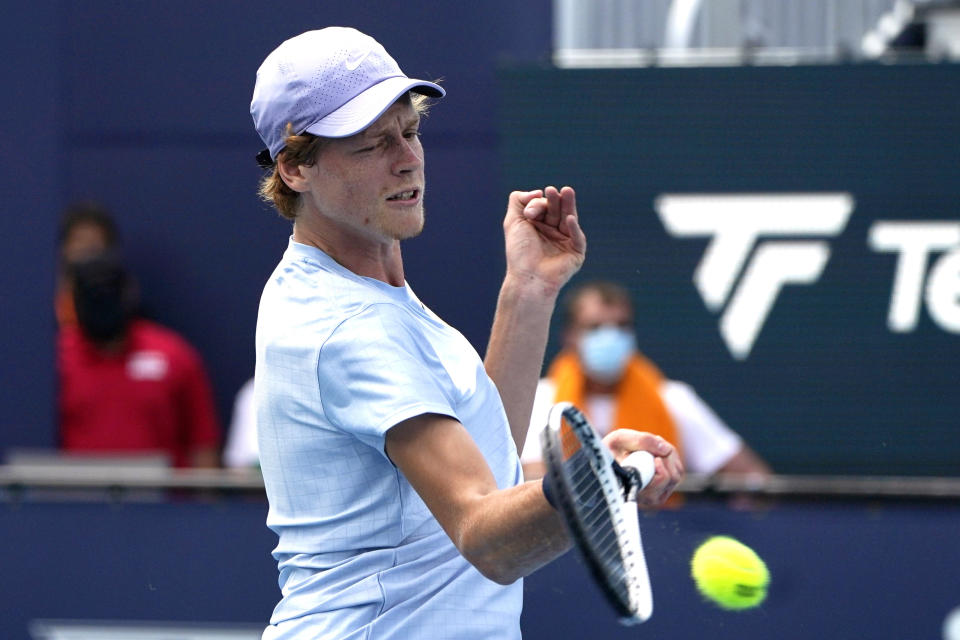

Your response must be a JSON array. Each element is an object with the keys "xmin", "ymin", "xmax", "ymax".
[{"xmin": 655, "ymin": 193, "xmax": 854, "ymax": 359}]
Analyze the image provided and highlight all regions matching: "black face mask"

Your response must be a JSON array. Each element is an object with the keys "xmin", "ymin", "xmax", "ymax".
[{"xmin": 71, "ymin": 255, "xmax": 135, "ymax": 343}]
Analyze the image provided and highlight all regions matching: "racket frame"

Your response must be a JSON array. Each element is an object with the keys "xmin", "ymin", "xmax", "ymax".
[{"xmin": 541, "ymin": 401, "xmax": 653, "ymax": 624}]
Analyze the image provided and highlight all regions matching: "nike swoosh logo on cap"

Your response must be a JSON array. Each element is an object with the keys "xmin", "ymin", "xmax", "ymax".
[{"xmin": 345, "ymin": 49, "xmax": 371, "ymax": 70}]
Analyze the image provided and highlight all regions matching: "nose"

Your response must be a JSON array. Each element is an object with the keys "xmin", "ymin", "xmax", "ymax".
[{"xmin": 392, "ymin": 136, "xmax": 422, "ymax": 175}]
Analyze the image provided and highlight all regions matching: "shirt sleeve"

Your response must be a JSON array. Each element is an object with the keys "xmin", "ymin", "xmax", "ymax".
[
  {"xmin": 317, "ymin": 303, "xmax": 459, "ymax": 454},
  {"xmin": 660, "ymin": 379, "xmax": 742, "ymax": 474}
]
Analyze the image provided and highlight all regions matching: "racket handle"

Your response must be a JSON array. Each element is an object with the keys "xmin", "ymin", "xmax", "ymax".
[{"xmin": 622, "ymin": 451, "xmax": 655, "ymax": 490}]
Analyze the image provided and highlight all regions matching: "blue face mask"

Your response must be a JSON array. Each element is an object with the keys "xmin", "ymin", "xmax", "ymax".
[{"xmin": 577, "ymin": 326, "xmax": 636, "ymax": 384}]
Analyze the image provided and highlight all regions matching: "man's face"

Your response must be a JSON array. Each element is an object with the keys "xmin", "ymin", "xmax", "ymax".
[
  {"xmin": 62, "ymin": 223, "xmax": 111, "ymax": 266},
  {"xmin": 299, "ymin": 98, "xmax": 426, "ymax": 244},
  {"xmin": 567, "ymin": 290, "xmax": 634, "ymax": 347},
  {"xmin": 567, "ymin": 290, "xmax": 637, "ymax": 384}
]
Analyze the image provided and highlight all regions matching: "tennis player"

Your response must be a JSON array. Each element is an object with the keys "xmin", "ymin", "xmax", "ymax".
[{"xmin": 250, "ymin": 27, "xmax": 683, "ymax": 639}]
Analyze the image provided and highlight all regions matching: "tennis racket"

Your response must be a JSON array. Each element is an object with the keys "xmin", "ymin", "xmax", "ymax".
[{"xmin": 541, "ymin": 401, "xmax": 656, "ymax": 625}]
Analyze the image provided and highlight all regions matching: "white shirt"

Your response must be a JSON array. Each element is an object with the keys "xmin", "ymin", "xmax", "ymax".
[
  {"xmin": 521, "ymin": 377, "xmax": 743, "ymax": 475},
  {"xmin": 257, "ymin": 239, "xmax": 522, "ymax": 639},
  {"xmin": 223, "ymin": 377, "xmax": 257, "ymax": 468}
]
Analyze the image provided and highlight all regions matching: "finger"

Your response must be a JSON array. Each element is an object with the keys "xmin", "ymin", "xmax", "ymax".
[
  {"xmin": 559, "ymin": 186, "xmax": 577, "ymax": 222},
  {"xmin": 560, "ymin": 214, "xmax": 587, "ymax": 255},
  {"xmin": 658, "ymin": 455, "xmax": 682, "ymax": 490},
  {"xmin": 512, "ymin": 190, "xmax": 544, "ymax": 218},
  {"xmin": 636, "ymin": 463, "xmax": 670, "ymax": 507},
  {"xmin": 652, "ymin": 453, "xmax": 683, "ymax": 502},
  {"xmin": 527, "ymin": 219, "xmax": 570, "ymax": 242},
  {"xmin": 604, "ymin": 429, "xmax": 673, "ymax": 460},
  {"xmin": 514, "ymin": 189, "xmax": 543, "ymax": 206},
  {"xmin": 522, "ymin": 196, "xmax": 548, "ymax": 221},
  {"xmin": 644, "ymin": 457, "xmax": 678, "ymax": 504},
  {"xmin": 543, "ymin": 186, "xmax": 562, "ymax": 227},
  {"xmin": 662, "ymin": 449, "xmax": 685, "ymax": 485}
]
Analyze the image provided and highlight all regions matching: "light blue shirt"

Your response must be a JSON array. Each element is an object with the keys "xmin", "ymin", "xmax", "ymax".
[{"xmin": 256, "ymin": 239, "xmax": 523, "ymax": 639}]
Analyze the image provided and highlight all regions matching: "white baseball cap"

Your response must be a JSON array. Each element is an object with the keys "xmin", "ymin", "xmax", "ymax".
[{"xmin": 251, "ymin": 27, "xmax": 445, "ymax": 165}]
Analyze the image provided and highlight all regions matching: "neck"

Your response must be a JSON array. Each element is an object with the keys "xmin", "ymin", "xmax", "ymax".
[
  {"xmin": 293, "ymin": 218, "xmax": 405, "ymax": 287},
  {"xmin": 584, "ymin": 376, "xmax": 617, "ymax": 395},
  {"xmin": 91, "ymin": 334, "xmax": 128, "ymax": 355}
]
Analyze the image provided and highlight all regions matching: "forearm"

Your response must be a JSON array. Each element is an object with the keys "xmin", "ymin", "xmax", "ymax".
[
  {"xmin": 388, "ymin": 414, "xmax": 571, "ymax": 584},
  {"xmin": 456, "ymin": 479, "xmax": 571, "ymax": 584},
  {"xmin": 484, "ymin": 274, "xmax": 559, "ymax": 451}
]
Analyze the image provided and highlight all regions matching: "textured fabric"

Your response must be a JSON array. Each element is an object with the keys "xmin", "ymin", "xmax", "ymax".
[
  {"xmin": 547, "ymin": 350, "xmax": 681, "ymax": 456},
  {"xmin": 256, "ymin": 239, "xmax": 522, "ymax": 639},
  {"xmin": 57, "ymin": 319, "xmax": 221, "ymax": 467}
]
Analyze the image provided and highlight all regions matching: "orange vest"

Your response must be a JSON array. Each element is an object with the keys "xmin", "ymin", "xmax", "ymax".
[{"xmin": 547, "ymin": 350, "xmax": 682, "ymax": 458}]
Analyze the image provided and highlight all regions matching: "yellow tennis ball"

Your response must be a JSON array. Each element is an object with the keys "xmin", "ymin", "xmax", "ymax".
[{"xmin": 691, "ymin": 536, "xmax": 769, "ymax": 610}]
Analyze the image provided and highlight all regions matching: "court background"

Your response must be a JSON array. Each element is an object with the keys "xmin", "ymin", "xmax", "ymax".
[
  {"xmin": 3, "ymin": 0, "xmax": 957, "ymax": 476},
  {"xmin": 1, "ymin": 1, "xmax": 958, "ymax": 638}
]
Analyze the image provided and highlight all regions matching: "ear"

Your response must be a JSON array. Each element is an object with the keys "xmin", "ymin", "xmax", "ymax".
[{"xmin": 276, "ymin": 155, "xmax": 314, "ymax": 194}]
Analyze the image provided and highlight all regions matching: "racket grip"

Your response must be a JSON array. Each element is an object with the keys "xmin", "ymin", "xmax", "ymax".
[{"xmin": 622, "ymin": 451, "xmax": 655, "ymax": 490}]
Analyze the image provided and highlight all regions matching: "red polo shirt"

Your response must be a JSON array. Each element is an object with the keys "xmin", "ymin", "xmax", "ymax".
[{"xmin": 58, "ymin": 319, "xmax": 221, "ymax": 467}]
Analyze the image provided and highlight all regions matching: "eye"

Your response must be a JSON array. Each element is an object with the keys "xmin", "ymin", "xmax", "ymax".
[{"xmin": 404, "ymin": 129, "xmax": 421, "ymax": 140}]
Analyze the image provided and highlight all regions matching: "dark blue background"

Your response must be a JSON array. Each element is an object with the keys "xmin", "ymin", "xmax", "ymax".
[{"xmin": 2, "ymin": 497, "xmax": 958, "ymax": 639}]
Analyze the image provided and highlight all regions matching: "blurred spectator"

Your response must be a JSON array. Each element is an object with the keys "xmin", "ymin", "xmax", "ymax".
[
  {"xmin": 223, "ymin": 377, "xmax": 259, "ymax": 468},
  {"xmin": 521, "ymin": 280, "xmax": 771, "ymax": 482},
  {"xmin": 56, "ymin": 209, "xmax": 222, "ymax": 468},
  {"xmin": 56, "ymin": 202, "xmax": 120, "ymax": 326}
]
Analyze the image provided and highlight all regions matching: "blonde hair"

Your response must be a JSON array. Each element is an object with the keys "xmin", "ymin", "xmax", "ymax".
[{"xmin": 258, "ymin": 92, "xmax": 434, "ymax": 221}]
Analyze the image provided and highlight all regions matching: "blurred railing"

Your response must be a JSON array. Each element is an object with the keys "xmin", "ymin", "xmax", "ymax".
[
  {"xmin": 2, "ymin": 464, "xmax": 959, "ymax": 502},
  {"xmin": 0, "ymin": 464, "xmax": 265, "ymax": 495}
]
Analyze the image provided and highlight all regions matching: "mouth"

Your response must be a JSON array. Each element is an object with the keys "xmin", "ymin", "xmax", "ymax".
[{"xmin": 386, "ymin": 188, "xmax": 420, "ymax": 203}]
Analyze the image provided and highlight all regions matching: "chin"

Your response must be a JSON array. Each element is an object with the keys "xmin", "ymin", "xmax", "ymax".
[
  {"xmin": 395, "ymin": 226, "xmax": 424, "ymax": 241},
  {"xmin": 392, "ymin": 210, "xmax": 425, "ymax": 240}
]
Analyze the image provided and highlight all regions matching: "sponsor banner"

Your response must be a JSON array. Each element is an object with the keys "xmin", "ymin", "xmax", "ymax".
[{"xmin": 499, "ymin": 63, "xmax": 960, "ymax": 474}]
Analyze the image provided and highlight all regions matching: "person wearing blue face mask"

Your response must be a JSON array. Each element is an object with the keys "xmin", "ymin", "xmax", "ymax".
[{"xmin": 521, "ymin": 280, "xmax": 771, "ymax": 485}]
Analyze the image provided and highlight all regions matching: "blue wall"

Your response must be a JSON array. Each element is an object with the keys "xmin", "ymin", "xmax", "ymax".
[
  {"xmin": 3, "ymin": 497, "xmax": 958, "ymax": 638},
  {"xmin": 0, "ymin": 4, "xmax": 60, "ymax": 456},
  {"xmin": 0, "ymin": 1, "xmax": 552, "ymax": 454}
]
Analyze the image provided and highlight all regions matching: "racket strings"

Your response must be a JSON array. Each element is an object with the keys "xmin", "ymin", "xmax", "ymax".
[
  {"xmin": 566, "ymin": 448, "xmax": 631, "ymax": 602},
  {"xmin": 545, "ymin": 404, "xmax": 651, "ymax": 622}
]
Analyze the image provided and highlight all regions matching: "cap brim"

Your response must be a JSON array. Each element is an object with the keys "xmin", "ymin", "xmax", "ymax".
[{"xmin": 303, "ymin": 76, "xmax": 444, "ymax": 139}]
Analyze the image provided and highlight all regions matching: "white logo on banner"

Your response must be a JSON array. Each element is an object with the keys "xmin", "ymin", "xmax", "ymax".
[
  {"xmin": 655, "ymin": 193, "xmax": 854, "ymax": 360},
  {"xmin": 868, "ymin": 221, "xmax": 960, "ymax": 333}
]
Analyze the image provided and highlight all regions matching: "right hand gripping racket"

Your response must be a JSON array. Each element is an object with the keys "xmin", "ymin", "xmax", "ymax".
[{"xmin": 540, "ymin": 401, "xmax": 656, "ymax": 625}]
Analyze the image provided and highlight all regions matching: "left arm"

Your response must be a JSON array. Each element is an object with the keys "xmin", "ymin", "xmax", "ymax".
[{"xmin": 484, "ymin": 187, "xmax": 586, "ymax": 451}]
